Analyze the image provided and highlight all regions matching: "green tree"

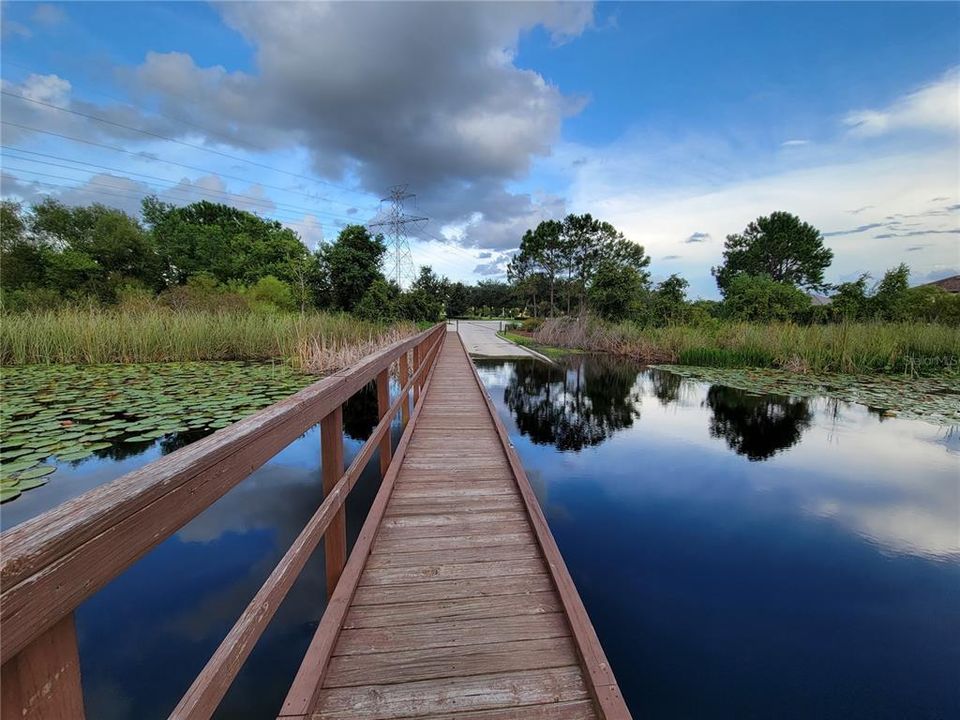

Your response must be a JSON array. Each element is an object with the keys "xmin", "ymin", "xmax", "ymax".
[
  {"xmin": 248, "ymin": 275, "xmax": 296, "ymax": 312},
  {"xmin": 587, "ymin": 261, "xmax": 645, "ymax": 321},
  {"xmin": 354, "ymin": 278, "xmax": 399, "ymax": 322},
  {"xmin": 143, "ymin": 197, "xmax": 306, "ymax": 286},
  {"xmin": 318, "ymin": 225, "xmax": 387, "ymax": 312},
  {"xmin": 650, "ymin": 274, "xmax": 689, "ymax": 326},
  {"xmin": 722, "ymin": 274, "xmax": 811, "ymax": 322},
  {"xmin": 713, "ymin": 211, "xmax": 833, "ymax": 293},
  {"xmin": 516, "ymin": 220, "xmax": 564, "ymax": 315},
  {"xmin": 471, "ymin": 280, "xmax": 514, "ymax": 316},
  {"xmin": 411, "ymin": 266, "xmax": 449, "ymax": 309},
  {"xmin": 830, "ymin": 274, "xmax": 870, "ymax": 321},
  {"xmin": 445, "ymin": 281, "xmax": 471, "ymax": 317},
  {"xmin": 869, "ymin": 263, "xmax": 910, "ymax": 321}
]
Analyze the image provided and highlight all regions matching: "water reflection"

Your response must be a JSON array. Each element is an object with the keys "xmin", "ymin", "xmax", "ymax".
[
  {"xmin": 705, "ymin": 385, "xmax": 813, "ymax": 461},
  {"xmin": 1, "ymin": 383, "xmax": 402, "ymax": 720},
  {"xmin": 503, "ymin": 355, "xmax": 642, "ymax": 451},
  {"xmin": 476, "ymin": 355, "xmax": 960, "ymax": 720}
]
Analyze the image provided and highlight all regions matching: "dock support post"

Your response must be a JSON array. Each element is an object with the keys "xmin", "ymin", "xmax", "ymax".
[
  {"xmin": 376, "ymin": 370, "xmax": 392, "ymax": 478},
  {"xmin": 320, "ymin": 406, "xmax": 345, "ymax": 598},
  {"xmin": 1, "ymin": 613, "xmax": 86, "ymax": 720}
]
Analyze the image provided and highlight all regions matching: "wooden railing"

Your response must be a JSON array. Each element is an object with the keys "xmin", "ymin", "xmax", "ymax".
[{"xmin": 0, "ymin": 323, "xmax": 446, "ymax": 719}]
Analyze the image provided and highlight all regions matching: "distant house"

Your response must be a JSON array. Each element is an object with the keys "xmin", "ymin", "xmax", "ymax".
[{"xmin": 922, "ymin": 275, "xmax": 960, "ymax": 294}]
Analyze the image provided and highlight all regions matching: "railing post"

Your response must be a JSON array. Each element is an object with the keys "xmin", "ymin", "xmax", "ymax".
[
  {"xmin": 398, "ymin": 351, "xmax": 410, "ymax": 428},
  {"xmin": 376, "ymin": 369, "xmax": 392, "ymax": 477},
  {"xmin": 319, "ymin": 406, "xmax": 345, "ymax": 598},
  {"xmin": 412, "ymin": 345, "xmax": 422, "ymax": 406},
  {"xmin": 1, "ymin": 613, "xmax": 85, "ymax": 719}
]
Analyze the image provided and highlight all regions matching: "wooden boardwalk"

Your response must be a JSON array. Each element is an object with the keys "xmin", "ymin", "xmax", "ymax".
[
  {"xmin": 281, "ymin": 331, "xmax": 629, "ymax": 719},
  {"xmin": 0, "ymin": 325, "xmax": 628, "ymax": 720}
]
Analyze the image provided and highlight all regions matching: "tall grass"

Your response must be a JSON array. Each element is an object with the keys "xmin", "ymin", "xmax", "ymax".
[
  {"xmin": 0, "ymin": 308, "xmax": 416, "ymax": 368},
  {"xmin": 534, "ymin": 316, "xmax": 960, "ymax": 375}
]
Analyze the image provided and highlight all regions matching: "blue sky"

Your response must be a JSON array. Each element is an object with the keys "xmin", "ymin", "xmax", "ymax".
[{"xmin": 2, "ymin": 1, "xmax": 958, "ymax": 297}]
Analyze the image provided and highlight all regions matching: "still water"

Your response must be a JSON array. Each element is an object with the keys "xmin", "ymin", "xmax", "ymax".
[
  {"xmin": 3, "ymin": 356, "xmax": 958, "ymax": 718},
  {"xmin": 2, "ymin": 382, "xmax": 393, "ymax": 720},
  {"xmin": 475, "ymin": 356, "xmax": 959, "ymax": 719}
]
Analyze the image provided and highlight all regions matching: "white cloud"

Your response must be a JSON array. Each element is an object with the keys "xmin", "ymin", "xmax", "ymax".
[
  {"xmin": 844, "ymin": 66, "xmax": 960, "ymax": 137},
  {"xmin": 781, "ymin": 139, "xmax": 810, "ymax": 147}
]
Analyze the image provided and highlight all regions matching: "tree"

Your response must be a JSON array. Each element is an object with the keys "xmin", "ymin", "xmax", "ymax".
[
  {"xmin": 354, "ymin": 278, "xmax": 399, "ymax": 322},
  {"xmin": 721, "ymin": 274, "xmax": 811, "ymax": 322},
  {"xmin": 143, "ymin": 197, "xmax": 306, "ymax": 286},
  {"xmin": 506, "ymin": 251, "xmax": 545, "ymax": 317},
  {"xmin": 587, "ymin": 261, "xmax": 645, "ymax": 322},
  {"xmin": 712, "ymin": 211, "xmax": 833, "ymax": 293},
  {"xmin": 869, "ymin": 263, "xmax": 910, "ymax": 321},
  {"xmin": 471, "ymin": 280, "xmax": 514, "ymax": 316},
  {"xmin": 318, "ymin": 225, "xmax": 387, "ymax": 312},
  {"xmin": 446, "ymin": 282, "xmax": 470, "ymax": 317},
  {"xmin": 830, "ymin": 274, "xmax": 870, "ymax": 321},
  {"xmin": 517, "ymin": 220, "xmax": 564, "ymax": 315},
  {"xmin": 650, "ymin": 274, "xmax": 689, "ymax": 326}
]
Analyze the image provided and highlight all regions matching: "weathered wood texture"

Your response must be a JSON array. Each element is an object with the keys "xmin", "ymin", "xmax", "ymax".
[{"xmin": 282, "ymin": 331, "xmax": 630, "ymax": 720}]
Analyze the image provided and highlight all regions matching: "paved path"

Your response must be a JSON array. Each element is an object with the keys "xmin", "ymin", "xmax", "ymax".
[{"xmin": 448, "ymin": 319, "xmax": 542, "ymax": 359}]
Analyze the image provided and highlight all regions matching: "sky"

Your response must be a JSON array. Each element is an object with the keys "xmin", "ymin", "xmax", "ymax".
[{"xmin": 1, "ymin": 1, "xmax": 958, "ymax": 298}]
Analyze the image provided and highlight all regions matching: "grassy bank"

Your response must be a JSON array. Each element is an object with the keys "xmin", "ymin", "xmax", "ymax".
[
  {"xmin": 0, "ymin": 309, "xmax": 416, "ymax": 368},
  {"xmin": 499, "ymin": 330, "xmax": 576, "ymax": 360},
  {"xmin": 534, "ymin": 316, "xmax": 960, "ymax": 375}
]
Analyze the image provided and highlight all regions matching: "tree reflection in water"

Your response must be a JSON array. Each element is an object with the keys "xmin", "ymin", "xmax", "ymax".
[
  {"xmin": 504, "ymin": 355, "xmax": 642, "ymax": 451},
  {"xmin": 706, "ymin": 385, "xmax": 813, "ymax": 461}
]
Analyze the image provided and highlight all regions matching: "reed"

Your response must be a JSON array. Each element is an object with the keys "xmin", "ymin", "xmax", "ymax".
[
  {"xmin": 0, "ymin": 308, "xmax": 416, "ymax": 368},
  {"xmin": 534, "ymin": 316, "xmax": 960, "ymax": 375}
]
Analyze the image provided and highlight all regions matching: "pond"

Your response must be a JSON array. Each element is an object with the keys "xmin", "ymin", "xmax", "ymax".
[
  {"xmin": 475, "ymin": 355, "xmax": 959, "ymax": 720},
  {"xmin": 2, "ymin": 355, "xmax": 957, "ymax": 718},
  {"xmin": 1, "ymin": 364, "xmax": 398, "ymax": 720}
]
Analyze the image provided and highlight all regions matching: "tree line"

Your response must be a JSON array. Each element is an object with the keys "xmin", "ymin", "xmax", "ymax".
[{"xmin": 2, "ymin": 197, "xmax": 956, "ymax": 325}]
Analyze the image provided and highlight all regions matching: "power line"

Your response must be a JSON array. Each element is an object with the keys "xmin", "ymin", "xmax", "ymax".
[
  {"xmin": 3, "ymin": 168, "xmax": 334, "ymax": 235},
  {"xmin": 0, "ymin": 120, "xmax": 375, "ymax": 212},
  {"xmin": 1, "ymin": 147, "xmax": 357, "ymax": 223},
  {"xmin": 1, "ymin": 89, "xmax": 374, "ymax": 198}
]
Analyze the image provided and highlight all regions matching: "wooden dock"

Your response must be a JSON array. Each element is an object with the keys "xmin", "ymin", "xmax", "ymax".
[{"xmin": 1, "ymin": 326, "xmax": 629, "ymax": 720}]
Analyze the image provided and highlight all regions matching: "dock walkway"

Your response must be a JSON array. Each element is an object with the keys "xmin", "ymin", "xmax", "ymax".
[{"xmin": 281, "ymin": 330, "xmax": 628, "ymax": 719}]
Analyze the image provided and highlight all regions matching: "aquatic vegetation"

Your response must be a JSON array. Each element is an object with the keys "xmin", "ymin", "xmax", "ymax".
[
  {"xmin": 535, "ymin": 317, "xmax": 960, "ymax": 375},
  {"xmin": 0, "ymin": 363, "xmax": 315, "ymax": 502},
  {"xmin": 0, "ymin": 308, "xmax": 407, "ymax": 365},
  {"xmin": 655, "ymin": 365, "xmax": 960, "ymax": 425}
]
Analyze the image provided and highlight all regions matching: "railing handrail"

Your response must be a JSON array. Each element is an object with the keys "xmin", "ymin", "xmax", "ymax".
[{"xmin": 0, "ymin": 323, "xmax": 445, "ymax": 668}]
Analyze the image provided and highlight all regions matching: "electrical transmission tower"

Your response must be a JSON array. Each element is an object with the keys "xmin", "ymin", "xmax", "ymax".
[{"xmin": 367, "ymin": 184, "xmax": 428, "ymax": 289}]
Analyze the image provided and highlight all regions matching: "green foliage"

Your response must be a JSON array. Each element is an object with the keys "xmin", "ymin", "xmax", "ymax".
[
  {"xmin": 713, "ymin": 211, "xmax": 833, "ymax": 293},
  {"xmin": 446, "ymin": 281, "xmax": 471, "ymax": 317},
  {"xmin": 830, "ymin": 274, "xmax": 870, "ymax": 320},
  {"xmin": 319, "ymin": 225, "xmax": 388, "ymax": 312},
  {"xmin": 354, "ymin": 278, "xmax": 399, "ymax": 323},
  {"xmin": 650, "ymin": 274, "xmax": 690, "ymax": 326},
  {"xmin": 722, "ymin": 274, "xmax": 812, "ymax": 322},
  {"xmin": 512, "ymin": 213, "xmax": 649, "ymax": 317},
  {"xmin": 588, "ymin": 261, "xmax": 646, "ymax": 321},
  {"xmin": 869, "ymin": 263, "xmax": 910, "ymax": 321},
  {"xmin": 247, "ymin": 275, "xmax": 296, "ymax": 312}
]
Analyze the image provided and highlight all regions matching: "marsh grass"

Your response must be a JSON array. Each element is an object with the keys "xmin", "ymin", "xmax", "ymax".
[
  {"xmin": 535, "ymin": 316, "xmax": 960, "ymax": 375},
  {"xmin": 1, "ymin": 308, "xmax": 416, "ymax": 368}
]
